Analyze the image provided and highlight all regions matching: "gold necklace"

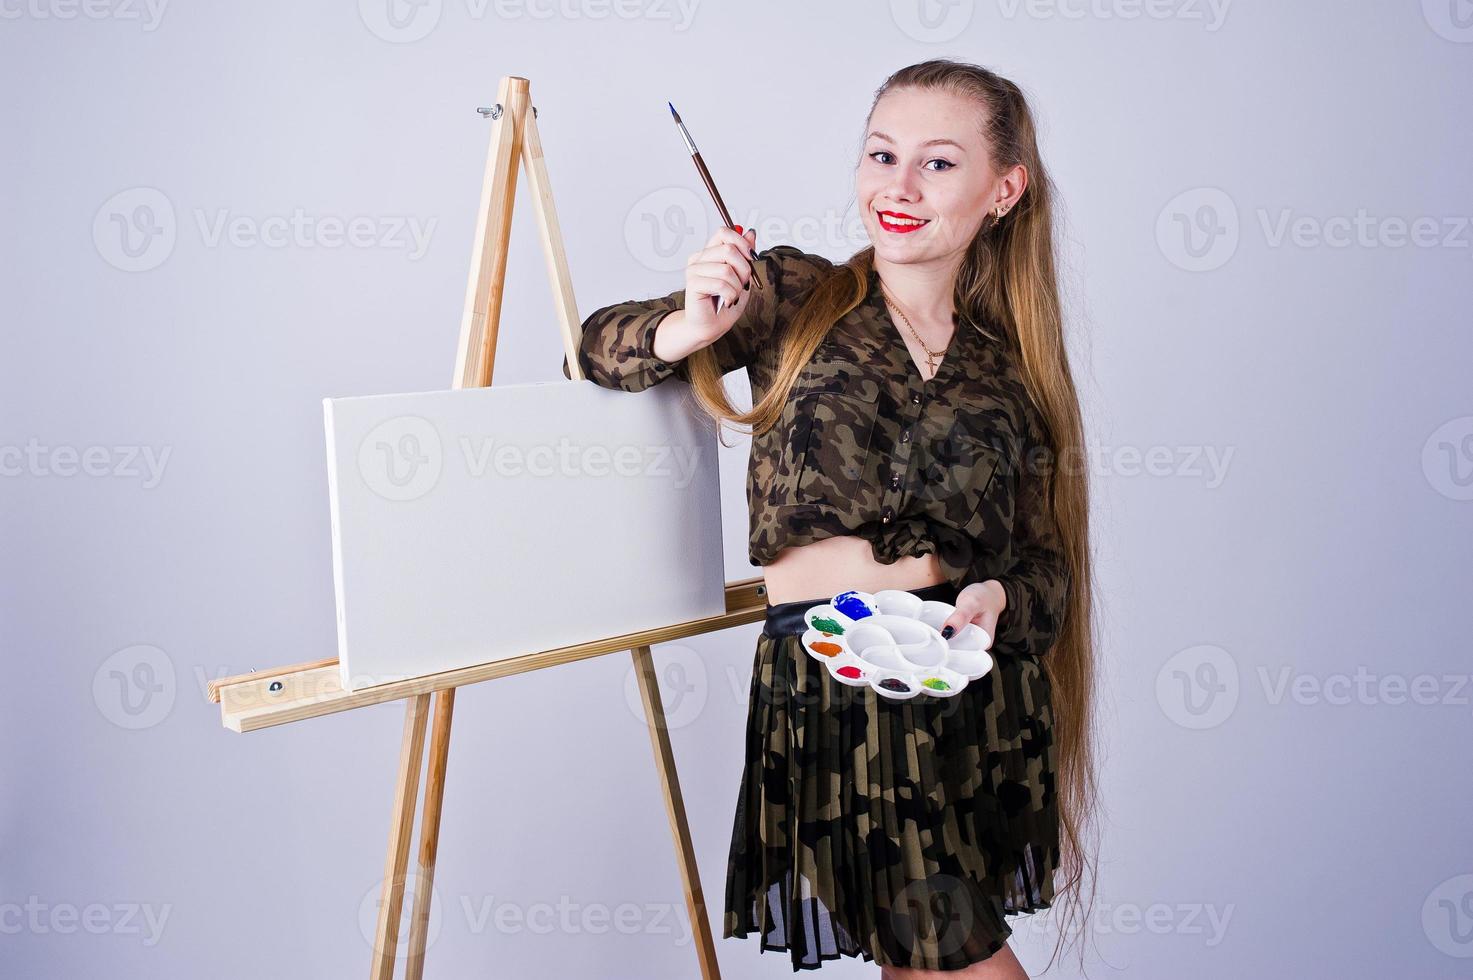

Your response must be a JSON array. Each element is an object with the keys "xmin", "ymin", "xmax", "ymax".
[{"xmin": 881, "ymin": 286, "xmax": 948, "ymax": 375}]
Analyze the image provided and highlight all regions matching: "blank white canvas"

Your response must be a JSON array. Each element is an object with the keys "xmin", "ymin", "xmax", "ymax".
[{"xmin": 322, "ymin": 380, "xmax": 727, "ymax": 692}]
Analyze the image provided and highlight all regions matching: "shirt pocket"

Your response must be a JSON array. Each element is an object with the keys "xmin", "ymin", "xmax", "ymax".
[
  {"xmin": 917, "ymin": 410, "xmax": 1014, "ymax": 540},
  {"xmin": 779, "ymin": 362, "xmax": 882, "ymax": 506}
]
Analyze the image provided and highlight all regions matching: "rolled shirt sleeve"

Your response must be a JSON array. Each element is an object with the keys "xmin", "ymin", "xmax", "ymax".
[{"xmin": 561, "ymin": 245, "xmax": 817, "ymax": 389}]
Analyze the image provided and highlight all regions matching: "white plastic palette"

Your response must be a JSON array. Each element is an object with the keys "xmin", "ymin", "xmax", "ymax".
[{"xmin": 800, "ymin": 589, "xmax": 995, "ymax": 701}]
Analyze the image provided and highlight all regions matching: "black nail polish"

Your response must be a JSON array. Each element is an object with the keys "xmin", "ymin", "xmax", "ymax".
[
  {"xmin": 749, "ymin": 248, "xmax": 759, "ymax": 261},
  {"xmin": 744, "ymin": 279, "xmax": 751, "ymax": 290},
  {"xmin": 941, "ymin": 625, "xmax": 954, "ymax": 639}
]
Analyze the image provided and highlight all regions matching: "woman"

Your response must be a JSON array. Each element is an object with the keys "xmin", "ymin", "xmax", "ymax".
[{"xmin": 566, "ymin": 59, "xmax": 1098, "ymax": 977}]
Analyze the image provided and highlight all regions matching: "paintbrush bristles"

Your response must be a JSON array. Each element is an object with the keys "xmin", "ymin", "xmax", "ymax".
[{"xmin": 668, "ymin": 101, "xmax": 698, "ymax": 155}]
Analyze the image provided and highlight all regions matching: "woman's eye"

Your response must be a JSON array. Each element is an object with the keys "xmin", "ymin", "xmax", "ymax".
[{"xmin": 867, "ymin": 151, "xmax": 954, "ymax": 172}]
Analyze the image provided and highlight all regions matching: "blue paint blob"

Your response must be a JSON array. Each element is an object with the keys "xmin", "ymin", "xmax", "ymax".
[{"xmin": 833, "ymin": 592, "xmax": 873, "ymax": 620}]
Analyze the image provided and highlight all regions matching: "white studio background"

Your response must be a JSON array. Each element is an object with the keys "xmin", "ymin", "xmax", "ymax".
[{"xmin": 3, "ymin": 3, "xmax": 1471, "ymax": 978}]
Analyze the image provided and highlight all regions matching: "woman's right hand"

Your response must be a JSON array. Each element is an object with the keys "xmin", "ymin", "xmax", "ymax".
[{"xmin": 680, "ymin": 225, "xmax": 759, "ymax": 340}]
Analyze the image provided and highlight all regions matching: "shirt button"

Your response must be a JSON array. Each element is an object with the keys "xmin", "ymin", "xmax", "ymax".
[
  {"xmin": 911, "ymin": 392, "xmax": 922, "ymax": 405},
  {"xmin": 881, "ymin": 507, "xmax": 894, "ymax": 524},
  {"xmin": 900, "ymin": 428, "xmax": 910, "ymax": 443},
  {"xmin": 889, "ymin": 474, "xmax": 901, "ymax": 491}
]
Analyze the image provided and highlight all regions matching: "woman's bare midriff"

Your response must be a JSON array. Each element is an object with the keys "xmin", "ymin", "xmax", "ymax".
[{"xmin": 761, "ymin": 534, "xmax": 948, "ymax": 606}]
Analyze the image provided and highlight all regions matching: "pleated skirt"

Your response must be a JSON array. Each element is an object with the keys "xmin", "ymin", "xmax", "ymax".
[{"xmin": 721, "ymin": 581, "xmax": 1059, "ymax": 972}]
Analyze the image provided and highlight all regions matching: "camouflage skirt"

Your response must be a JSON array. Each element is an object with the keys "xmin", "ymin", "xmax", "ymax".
[{"xmin": 721, "ymin": 581, "xmax": 1059, "ymax": 972}]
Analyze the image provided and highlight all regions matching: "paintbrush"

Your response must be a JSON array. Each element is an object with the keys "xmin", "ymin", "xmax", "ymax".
[{"xmin": 668, "ymin": 101, "xmax": 762, "ymax": 314}]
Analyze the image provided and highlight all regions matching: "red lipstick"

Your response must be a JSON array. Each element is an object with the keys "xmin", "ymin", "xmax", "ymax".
[{"xmin": 877, "ymin": 209, "xmax": 930, "ymax": 234}]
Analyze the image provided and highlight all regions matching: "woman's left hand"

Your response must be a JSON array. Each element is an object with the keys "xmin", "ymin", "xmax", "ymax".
[{"xmin": 938, "ymin": 580, "xmax": 1005, "ymax": 649}]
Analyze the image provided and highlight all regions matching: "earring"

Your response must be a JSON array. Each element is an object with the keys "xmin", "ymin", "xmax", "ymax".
[{"xmin": 995, "ymin": 205, "xmax": 1008, "ymax": 218}]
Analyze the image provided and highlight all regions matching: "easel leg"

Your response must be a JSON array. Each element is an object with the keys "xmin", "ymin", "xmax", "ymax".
[
  {"xmin": 371, "ymin": 694, "xmax": 432, "ymax": 980},
  {"xmin": 631, "ymin": 646, "xmax": 723, "ymax": 980},
  {"xmin": 405, "ymin": 689, "xmax": 455, "ymax": 980}
]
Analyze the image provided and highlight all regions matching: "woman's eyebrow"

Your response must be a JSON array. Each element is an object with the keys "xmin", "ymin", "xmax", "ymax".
[{"xmin": 866, "ymin": 131, "xmax": 967, "ymax": 151}]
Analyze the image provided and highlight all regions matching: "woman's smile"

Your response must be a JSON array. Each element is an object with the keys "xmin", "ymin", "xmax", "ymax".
[{"xmin": 876, "ymin": 208, "xmax": 931, "ymax": 234}]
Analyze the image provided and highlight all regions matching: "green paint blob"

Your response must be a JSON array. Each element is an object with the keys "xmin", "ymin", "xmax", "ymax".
[
  {"xmin": 922, "ymin": 677, "xmax": 952, "ymax": 691},
  {"xmin": 811, "ymin": 616, "xmax": 845, "ymax": 635}
]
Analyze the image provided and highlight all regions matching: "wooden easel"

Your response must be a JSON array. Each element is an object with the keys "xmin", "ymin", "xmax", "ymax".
[{"xmin": 206, "ymin": 75, "xmax": 765, "ymax": 979}]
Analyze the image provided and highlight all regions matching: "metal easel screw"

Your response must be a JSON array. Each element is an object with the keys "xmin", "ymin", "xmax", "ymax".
[
  {"xmin": 268, "ymin": 680, "xmax": 283, "ymax": 693},
  {"xmin": 474, "ymin": 104, "xmax": 536, "ymax": 119}
]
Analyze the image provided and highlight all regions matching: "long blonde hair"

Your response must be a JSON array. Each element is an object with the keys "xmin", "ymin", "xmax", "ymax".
[{"xmin": 684, "ymin": 59, "xmax": 1101, "ymax": 973}]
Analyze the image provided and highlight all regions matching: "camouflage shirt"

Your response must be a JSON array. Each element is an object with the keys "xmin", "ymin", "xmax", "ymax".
[{"xmin": 562, "ymin": 245, "xmax": 1069, "ymax": 660}]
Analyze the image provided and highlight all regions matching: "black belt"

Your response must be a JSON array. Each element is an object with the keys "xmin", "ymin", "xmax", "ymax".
[{"xmin": 761, "ymin": 581, "xmax": 961, "ymax": 638}]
